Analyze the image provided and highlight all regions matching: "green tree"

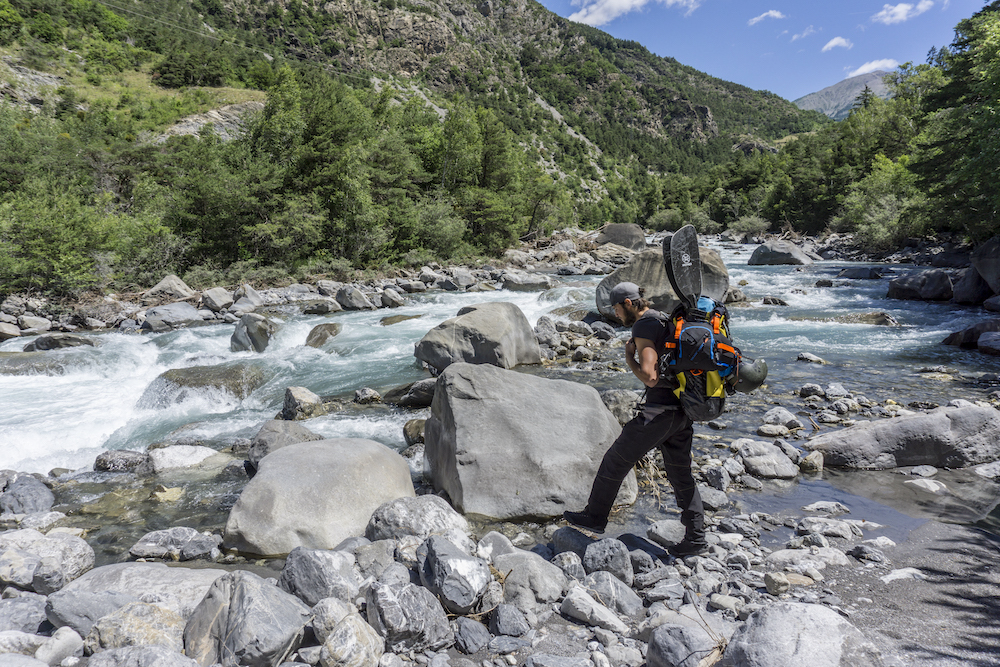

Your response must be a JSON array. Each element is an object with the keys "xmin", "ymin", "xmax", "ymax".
[{"xmin": 0, "ymin": 0, "xmax": 23, "ymax": 45}]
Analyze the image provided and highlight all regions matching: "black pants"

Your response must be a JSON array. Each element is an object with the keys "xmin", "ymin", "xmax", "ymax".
[{"xmin": 584, "ymin": 407, "xmax": 704, "ymax": 540}]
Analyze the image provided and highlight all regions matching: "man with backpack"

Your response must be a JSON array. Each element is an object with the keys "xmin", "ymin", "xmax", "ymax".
[{"xmin": 563, "ymin": 281, "xmax": 707, "ymax": 557}]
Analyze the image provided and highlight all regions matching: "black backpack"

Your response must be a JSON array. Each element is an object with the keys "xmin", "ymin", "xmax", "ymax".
[{"xmin": 656, "ymin": 302, "xmax": 741, "ymax": 421}]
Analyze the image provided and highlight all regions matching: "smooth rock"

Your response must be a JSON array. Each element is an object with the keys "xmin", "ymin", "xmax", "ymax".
[
  {"xmin": 247, "ymin": 419, "xmax": 323, "ymax": 468},
  {"xmin": 747, "ymin": 241, "xmax": 813, "ymax": 266},
  {"xmin": 414, "ymin": 302, "xmax": 541, "ymax": 372},
  {"xmin": 306, "ymin": 323, "xmax": 343, "ymax": 348},
  {"xmin": 887, "ymin": 270, "xmax": 953, "ymax": 301},
  {"xmin": 142, "ymin": 302, "xmax": 201, "ymax": 332}
]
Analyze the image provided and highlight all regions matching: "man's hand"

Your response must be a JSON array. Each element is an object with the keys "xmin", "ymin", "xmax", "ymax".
[{"xmin": 625, "ymin": 337, "xmax": 637, "ymax": 360}]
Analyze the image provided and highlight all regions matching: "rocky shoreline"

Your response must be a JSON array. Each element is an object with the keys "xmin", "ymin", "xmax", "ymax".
[{"xmin": 3, "ymin": 225, "xmax": 1000, "ymax": 667}]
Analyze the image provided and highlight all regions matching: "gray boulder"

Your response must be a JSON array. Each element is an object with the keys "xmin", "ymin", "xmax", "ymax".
[
  {"xmin": 87, "ymin": 646, "xmax": 199, "ymax": 667},
  {"xmin": 277, "ymin": 547, "xmax": 361, "ymax": 607},
  {"xmin": 887, "ymin": 270, "xmax": 953, "ymax": 301},
  {"xmin": 128, "ymin": 527, "xmax": 221, "ymax": 562},
  {"xmin": 979, "ymin": 332, "xmax": 1000, "ymax": 355},
  {"xmin": 595, "ymin": 223, "xmax": 647, "ymax": 251},
  {"xmin": 94, "ymin": 450, "xmax": 151, "ymax": 473},
  {"xmin": 414, "ymin": 302, "xmax": 541, "ymax": 372},
  {"xmin": 231, "ymin": 313, "xmax": 277, "ymax": 353},
  {"xmin": 583, "ymin": 538, "xmax": 634, "ymax": 587},
  {"xmin": 0, "ymin": 595, "xmax": 48, "ymax": 633},
  {"xmin": 942, "ymin": 319, "xmax": 1000, "ymax": 347},
  {"xmin": 364, "ymin": 581, "xmax": 454, "ymax": 653},
  {"xmin": 648, "ymin": 623, "xmax": 722, "ymax": 667},
  {"xmin": 492, "ymin": 551, "xmax": 568, "ymax": 616},
  {"xmin": 417, "ymin": 536, "xmax": 492, "ymax": 614},
  {"xmin": 0, "ymin": 475, "xmax": 55, "ymax": 514},
  {"xmin": 85, "ymin": 601, "xmax": 185, "ymax": 655},
  {"xmin": 0, "ymin": 529, "xmax": 94, "ymax": 595},
  {"xmin": 142, "ymin": 302, "xmax": 202, "ymax": 333},
  {"xmin": 34, "ymin": 625, "xmax": 84, "ymax": 666},
  {"xmin": 183, "ymin": 570, "xmax": 311, "ymax": 667},
  {"xmin": 22, "ymin": 333, "xmax": 96, "ymax": 352},
  {"xmin": 336, "ymin": 286, "xmax": 377, "ymax": 310},
  {"xmin": 501, "ymin": 271, "xmax": 558, "ymax": 291},
  {"xmin": 722, "ymin": 602, "xmax": 883, "ymax": 666},
  {"xmin": 318, "ymin": 612, "xmax": 384, "ymax": 667},
  {"xmin": 596, "ymin": 248, "xmax": 729, "ymax": 320},
  {"xmin": 45, "ymin": 589, "xmax": 139, "ymax": 637},
  {"xmin": 747, "ymin": 241, "xmax": 813, "ymax": 266},
  {"xmin": 736, "ymin": 440, "xmax": 799, "ymax": 479},
  {"xmin": 306, "ymin": 322, "xmax": 342, "ymax": 348},
  {"xmin": 144, "ymin": 275, "xmax": 197, "ymax": 301},
  {"xmin": 424, "ymin": 363, "xmax": 636, "ymax": 520},
  {"xmin": 200, "ymin": 286, "xmax": 234, "ymax": 312},
  {"xmin": 971, "ymin": 235, "xmax": 1000, "ymax": 293},
  {"xmin": 247, "ymin": 419, "xmax": 323, "ymax": 468},
  {"xmin": 55, "ymin": 563, "xmax": 225, "ymax": 621},
  {"xmin": 804, "ymin": 405, "xmax": 1000, "ymax": 469},
  {"xmin": 383, "ymin": 377, "xmax": 437, "ymax": 408},
  {"xmin": 366, "ymin": 495, "xmax": 473, "ymax": 554},
  {"xmin": 836, "ymin": 267, "xmax": 882, "ymax": 279},
  {"xmin": 281, "ymin": 386, "xmax": 327, "ymax": 420},
  {"xmin": 582, "ymin": 570, "xmax": 643, "ymax": 617},
  {"xmin": 952, "ymin": 266, "xmax": 995, "ymax": 305},
  {"xmin": 225, "ymin": 439, "xmax": 414, "ymax": 557},
  {"xmin": 138, "ymin": 362, "xmax": 270, "ymax": 406},
  {"xmin": 455, "ymin": 617, "xmax": 491, "ymax": 654},
  {"xmin": 0, "ymin": 321, "xmax": 20, "ymax": 340}
]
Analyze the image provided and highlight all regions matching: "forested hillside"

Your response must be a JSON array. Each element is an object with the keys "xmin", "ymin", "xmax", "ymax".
[{"xmin": 0, "ymin": 0, "xmax": 997, "ymax": 295}]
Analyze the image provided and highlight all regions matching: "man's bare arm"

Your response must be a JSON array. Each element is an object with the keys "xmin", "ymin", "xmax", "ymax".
[{"xmin": 626, "ymin": 336, "xmax": 660, "ymax": 387}]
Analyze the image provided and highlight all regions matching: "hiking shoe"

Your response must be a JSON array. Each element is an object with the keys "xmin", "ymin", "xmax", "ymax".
[
  {"xmin": 668, "ymin": 539, "xmax": 709, "ymax": 558},
  {"xmin": 562, "ymin": 510, "xmax": 607, "ymax": 534}
]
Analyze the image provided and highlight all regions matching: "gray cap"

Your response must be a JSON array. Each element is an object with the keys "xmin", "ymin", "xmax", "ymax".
[{"xmin": 609, "ymin": 282, "xmax": 641, "ymax": 306}]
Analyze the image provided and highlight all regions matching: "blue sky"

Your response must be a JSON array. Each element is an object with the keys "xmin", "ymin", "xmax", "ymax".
[{"xmin": 532, "ymin": 0, "xmax": 989, "ymax": 101}]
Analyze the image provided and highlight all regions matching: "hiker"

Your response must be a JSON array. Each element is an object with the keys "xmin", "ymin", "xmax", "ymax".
[{"xmin": 563, "ymin": 281, "xmax": 707, "ymax": 557}]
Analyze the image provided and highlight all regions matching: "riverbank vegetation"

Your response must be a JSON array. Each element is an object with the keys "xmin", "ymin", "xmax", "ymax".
[{"xmin": 0, "ymin": 0, "xmax": 997, "ymax": 295}]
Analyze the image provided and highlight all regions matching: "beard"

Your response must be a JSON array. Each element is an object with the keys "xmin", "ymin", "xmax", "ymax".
[{"xmin": 621, "ymin": 306, "xmax": 639, "ymax": 326}]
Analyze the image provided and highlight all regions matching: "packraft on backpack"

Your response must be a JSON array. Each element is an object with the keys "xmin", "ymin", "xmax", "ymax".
[{"xmin": 658, "ymin": 297, "xmax": 741, "ymax": 422}]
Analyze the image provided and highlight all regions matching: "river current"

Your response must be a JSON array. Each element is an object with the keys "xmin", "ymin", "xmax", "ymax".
[{"xmin": 2, "ymin": 242, "xmax": 1000, "ymax": 547}]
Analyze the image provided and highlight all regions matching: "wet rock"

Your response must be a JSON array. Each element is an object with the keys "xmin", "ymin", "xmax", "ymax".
[
  {"xmin": 887, "ymin": 270, "xmax": 953, "ymax": 301},
  {"xmin": 941, "ymin": 318, "xmax": 1000, "ymax": 347},
  {"xmin": 278, "ymin": 547, "xmax": 361, "ymax": 607},
  {"xmin": 417, "ymin": 536, "xmax": 492, "ymax": 614},
  {"xmin": 748, "ymin": 241, "xmax": 813, "ymax": 266},
  {"xmin": 834, "ymin": 312, "xmax": 900, "ymax": 326},
  {"xmin": 183, "ymin": 570, "xmax": 311, "ymax": 667},
  {"xmin": 763, "ymin": 407, "xmax": 804, "ymax": 430},
  {"xmin": 904, "ymin": 478, "xmax": 948, "ymax": 494},
  {"xmin": 762, "ymin": 296, "xmax": 787, "ymax": 306},
  {"xmin": 0, "ymin": 475, "xmax": 54, "ymax": 515},
  {"xmin": 979, "ymin": 332, "xmax": 1000, "ymax": 356},
  {"xmin": 952, "ymin": 267, "xmax": 995, "ymax": 305},
  {"xmin": 424, "ymin": 362, "xmax": 634, "ymax": 520},
  {"xmin": 415, "ymin": 302, "xmax": 541, "ymax": 372},
  {"xmin": 148, "ymin": 445, "xmax": 220, "ymax": 473},
  {"xmin": 21, "ymin": 333, "xmax": 96, "ymax": 352},
  {"xmin": 501, "ymin": 271, "xmax": 558, "ymax": 291},
  {"xmin": 85, "ymin": 601, "xmax": 185, "ymax": 655},
  {"xmin": 355, "ymin": 387, "xmax": 381, "ymax": 404},
  {"xmin": 804, "ymin": 405, "xmax": 1000, "ymax": 468},
  {"xmin": 139, "ymin": 362, "xmax": 269, "ymax": 405},
  {"xmin": 797, "ymin": 353, "xmax": 826, "ymax": 364},
  {"xmin": 364, "ymin": 581, "xmax": 454, "ymax": 653},
  {"xmin": 231, "ymin": 313, "xmax": 277, "ymax": 353},
  {"xmin": 248, "ymin": 419, "xmax": 323, "ymax": 468},
  {"xmin": 303, "ymin": 299, "xmax": 342, "ymax": 315},
  {"xmin": 0, "ymin": 529, "xmax": 94, "ymax": 595},
  {"xmin": 94, "ymin": 450, "xmax": 151, "ymax": 474},
  {"xmin": 367, "ymin": 495, "xmax": 473, "ymax": 554},
  {"xmin": 402, "ymin": 419, "xmax": 425, "ymax": 447},
  {"xmin": 306, "ymin": 322, "xmax": 343, "ymax": 348},
  {"xmin": 381, "ymin": 287, "xmax": 407, "ymax": 308},
  {"xmin": 282, "ymin": 386, "xmax": 328, "ymax": 420},
  {"xmin": 142, "ymin": 302, "xmax": 202, "ymax": 332},
  {"xmin": 129, "ymin": 527, "xmax": 221, "ymax": 562},
  {"xmin": 971, "ymin": 235, "xmax": 1000, "ymax": 293},
  {"xmin": 837, "ymin": 268, "xmax": 882, "ymax": 280},
  {"xmin": 722, "ymin": 602, "xmax": 884, "ymax": 666},
  {"xmin": 225, "ymin": 439, "xmax": 414, "ymax": 557}
]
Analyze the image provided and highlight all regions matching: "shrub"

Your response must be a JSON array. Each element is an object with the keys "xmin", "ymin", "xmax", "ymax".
[
  {"xmin": 182, "ymin": 264, "xmax": 225, "ymax": 290},
  {"xmin": 728, "ymin": 215, "xmax": 770, "ymax": 236}
]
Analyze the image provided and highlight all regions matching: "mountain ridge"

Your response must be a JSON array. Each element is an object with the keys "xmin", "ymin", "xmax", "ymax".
[{"xmin": 793, "ymin": 71, "xmax": 891, "ymax": 121}]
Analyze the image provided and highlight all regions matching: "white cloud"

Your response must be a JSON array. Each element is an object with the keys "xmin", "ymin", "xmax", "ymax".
[
  {"xmin": 568, "ymin": 0, "xmax": 700, "ymax": 26},
  {"xmin": 791, "ymin": 25, "xmax": 816, "ymax": 41},
  {"xmin": 871, "ymin": 1, "xmax": 933, "ymax": 25},
  {"xmin": 847, "ymin": 59, "xmax": 900, "ymax": 77},
  {"xmin": 822, "ymin": 36, "xmax": 854, "ymax": 52},
  {"xmin": 748, "ymin": 10, "xmax": 785, "ymax": 26}
]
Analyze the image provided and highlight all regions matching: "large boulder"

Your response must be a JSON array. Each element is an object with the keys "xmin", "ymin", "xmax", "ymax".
[
  {"xmin": 224, "ymin": 439, "xmax": 415, "ymax": 557},
  {"xmin": 365, "ymin": 581, "xmax": 454, "ymax": 653},
  {"xmin": 942, "ymin": 319, "xmax": 1000, "ymax": 348},
  {"xmin": 747, "ymin": 241, "xmax": 813, "ymax": 266},
  {"xmin": 46, "ymin": 590, "xmax": 141, "ymax": 637},
  {"xmin": 138, "ymin": 362, "xmax": 270, "ymax": 406},
  {"xmin": 200, "ymin": 287, "xmax": 234, "ymax": 312},
  {"xmin": 0, "ymin": 474, "xmax": 55, "ymax": 514},
  {"xmin": 413, "ymin": 302, "xmax": 541, "ymax": 372},
  {"xmin": 722, "ymin": 602, "xmax": 884, "ymax": 666},
  {"xmin": 887, "ymin": 270, "xmax": 953, "ymax": 301},
  {"xmin": 21, "ymin": 333, "xmax": 96, "ymax": 352},
  {"xmin": 595, "ymin": 248, "xmax": 729, "ymax": 321},
  {"xmin": 231, "ymin": 313, "xmax": 277, "ymax": 353},
  {"xmin": 143, "ymin": 275, "xmax": 197, "ymax": 301},
  {"xmin": 595, "ymin": 223, "xmax": 647, "ymax": 251},
  {"xmin": 971, "ymin": 235, "xmax": 1000, "ymax": 293},
  {"xmin": 424, "ymin": 363, "xmax": 636, "ymax": 520},
  {"xmin": 54, "ymin": 563, "xmax": 225, "ymax": 621},
  {"xmin": 142, "ymin": 302, "xmax": 202, "ymax": 333},
  {"xmin": 183, "ymin": 570, "xmax": 311, "ymax": 667},
  {"xmin": 366, "ymin": 495, "xmax": 474, "ymax": 554},
  {"xmin": 277, "ymin": 547, "xmax": 361, "ymax": 607},
  {"xmin": 804, "ymin": 406, "xmax": 1000, "ymax": 469},
  {"xmin": 0, "ymin": 529, "xmax": 94, "ymax": 595},
  {"xmin": 952, "ymin": 266, "xmax": 995, "ymax": 305}
]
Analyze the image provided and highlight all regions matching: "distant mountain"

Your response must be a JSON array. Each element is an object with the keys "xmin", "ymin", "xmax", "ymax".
[{"xmin": 794, "ymin": 71, "xmax": 892, "ymax": 121}]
